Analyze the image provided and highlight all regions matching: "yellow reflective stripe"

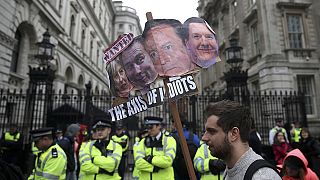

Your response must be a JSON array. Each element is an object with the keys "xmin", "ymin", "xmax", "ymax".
[
  {"xmin": 165, "ymin": 147, "xmax": 176, "ymax": 154},
  {"xmin": 204, "ymin": 144, "xmax": 209, "ymax": 158},
  {"xmin": 163, "ymin": 136, "xmax": 168, "ymax": 149},
  {"xmin": 81, "ymin": 157, "xmax": 92, "ymax": 163},
  {"xmin": 136, "ymin": 151, "xmax": 145, "ymax": 156},
  {"xmin": 112, "ymin": 153, "xmax": 121, "ymax": 159},
  {"xmin": 79, "ymin": 153, "xmax": 90, "ymax": 159},
  {"xmin": 42, "ymin": 172, "xmax": 60, "ymax": 179},
  {"xmin": 111, "ymin": 156, "xmax": 119, "ymax": 170},
  {"xmin": 165, "ymin": 153, "xmax": 174, "ymax": 161},
  {"xmin": 194, "ymin": 157, "xmax": 205, "ymax": 172},
  {"xmin": 135, "ymin": 155, "xmax": 144, "ymax": 161},
  {"xmin": 35, "ymin": 171, "xmax": 60, "ymax": 179}
]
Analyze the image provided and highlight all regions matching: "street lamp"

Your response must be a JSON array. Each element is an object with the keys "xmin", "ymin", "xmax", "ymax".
[
  {"xmin": 224, "ymin": 38, "xmax": 248, "ymax": 104},
  {"xmin": 225, "ymin": 38, "xmax": 243, "ymax": 71},
  {"xmin": 35, "ymin": 29, "xmax": 55, "ymax": 67}
]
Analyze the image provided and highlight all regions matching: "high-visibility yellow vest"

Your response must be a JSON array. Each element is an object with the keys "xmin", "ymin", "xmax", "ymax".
[
  {"xmin": 112, "ymin": 134, "xmax": 129, "ymax": 152},
  {"xmin": 194, "ymin": 143, "xmax": 220, "ymax": 180},
  {"xmin": 291, "ymin": 128, "xmax": 302, "ymax": 142},
  {"xmin": 79, "ymin": 139, "xmax": 122, "ymax": 180},
  {"xmin": 135, "ymin": 133, "xmax": 176, "ymax": 180},
  {"xmin": 28, "ymin": 143, "xmax": 67, "ymax": 180},
  {"xmin": 4, "ymin": 132, "xmax": 20, "ymax": 142}
]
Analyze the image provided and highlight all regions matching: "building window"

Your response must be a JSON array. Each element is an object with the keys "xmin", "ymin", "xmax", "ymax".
[
  {"xmin": 70, "ymin": 15, "xmax": 76, "ymax": 39},
  {"xmin": 297, "ymin": 75, "xmax": 315, "ymax": 115},
  {"xmin": 81, "ymin": 28, "xmax": 86, "ymax": 50},
  {"xmin": 287, "ymin": 14, "xmax": 304, "ymax": 48},
  {"xmin": 10, "ymin": 29, "xmax": 22, "ymax": 73},
  {"xmin": 59, "ymin": 0, "xmax": 63, "ymax": 13},
  {"xmin": 90, "ymin": 38, "xmax": 94, "ymax": 59},
  {"xmin": 119, "ymin": 24, "xmax": 123, "ymax": 29},
  {"xmin": 251, "ymin": 22, "xmax": 260, "ymax": 56},
  {"xmin": 129, "ymin": 25, "xmax": 133, "ymax": 31}
]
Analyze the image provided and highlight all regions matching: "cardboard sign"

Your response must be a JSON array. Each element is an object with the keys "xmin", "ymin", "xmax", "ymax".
[
  {"xmin": 107, "ymin": 74, "xmax": 198, "ymax": 121},
  {"xmin": 103, "ymin": 33, "xmax": 134, "ymax": 65}
]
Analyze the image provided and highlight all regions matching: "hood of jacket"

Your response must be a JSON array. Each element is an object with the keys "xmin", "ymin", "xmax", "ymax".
[{"xmin": 283, "ymin": 149, "xmax": 308, "ymax": 171}]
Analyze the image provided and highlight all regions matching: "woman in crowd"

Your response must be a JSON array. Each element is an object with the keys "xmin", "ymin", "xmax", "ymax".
[
  {"xmin": 272, "ymin": 131, "xmax": 291, "ymax": 165},
  {"xmin": 298, "ymin": 127, "xmax": 320, "ymax": 177}
]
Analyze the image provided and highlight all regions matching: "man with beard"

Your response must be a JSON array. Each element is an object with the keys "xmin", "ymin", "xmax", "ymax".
[
  {"xmin": 183, "ymin": 17, "xmax": 219, "ymax": 68},
  {"xmin": 202, "ymin": 100, "xmax": 281, "ymax": 180},
  {"xmin": 120, "ymin": 36, "xmax": 158, "ymax": 94},
  {"xmin": 142, "ymin": 19, "xmax": 195, "ymax": 77}
]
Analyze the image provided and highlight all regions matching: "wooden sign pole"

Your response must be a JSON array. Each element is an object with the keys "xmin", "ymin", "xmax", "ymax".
[{"xmin": 146, "ymin": 12, "xmax": 197, "ymax": 179}]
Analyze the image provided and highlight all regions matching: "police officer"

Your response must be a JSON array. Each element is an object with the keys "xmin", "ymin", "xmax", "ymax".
[
  {"xmin": 193, "ymin": 142, "xmax": 225, "ymax": 180},
  {"xmin": 0, "ymin": 123, "xmax": 23, "ymax": 166},
  {"xmin": 132, "ymin": 127, "xmax": 149, "ymax": 179},
  {"xmin": 111, "ymin": 123, "xmax": 129, "ymax": 179},
  {"xmin": 28, "ymin": 127, "xmax": 67, "ymax": 180},
  {"xmin": 135, "ymin": 116, "xmax": 176, "ymax": 180},
  {"xmin": 79, "ymin": 118, "xmax": 122, "ymax": 180}
]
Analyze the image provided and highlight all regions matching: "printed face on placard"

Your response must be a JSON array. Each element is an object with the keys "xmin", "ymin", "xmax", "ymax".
[
  {"xmin": 143, "ymin": 20, "xmax": 195, "ymax": 77},
  {"xmin": 121, "ymin": 37, "xmax": 158, "ymax": 91},
  {"xmin": 107, "ymin": 59, "xmax": 134, "ymax": 98},
  {"xmin": 183, "ymin": 17, "xmax": 219, "ymax": 68}
]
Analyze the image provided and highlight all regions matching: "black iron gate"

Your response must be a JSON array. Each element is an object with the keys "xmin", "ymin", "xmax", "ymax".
[{"xmin": 0, "ymin": 88, "xmax": 307, "ymax": 145}]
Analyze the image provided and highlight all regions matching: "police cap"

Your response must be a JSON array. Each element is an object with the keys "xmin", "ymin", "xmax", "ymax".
[
  {"xmin": 30, "ymin": 127, "xmax": 54, "ymax": 141},
  {"xmin": 144, "ymin": 116, "xmax": 163, "ymax": 125},
  {"xmin": 92, "ymin": 120, "xmax": 112, "ymax": 129}
]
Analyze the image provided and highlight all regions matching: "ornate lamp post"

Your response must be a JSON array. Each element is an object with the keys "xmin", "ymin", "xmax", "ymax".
[
  {"xmin": 25, "ymin": 29, "xmax": 55, "ymax": 130},
  {"xmin": 35, "ymin": 29, "xmax": 55, "ymax": 67},
  {"xmin": 224, "ymin": 38, "xmax": 248, "ymax": 104}
]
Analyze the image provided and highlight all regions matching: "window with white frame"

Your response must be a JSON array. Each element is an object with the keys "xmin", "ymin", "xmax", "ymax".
[
  {"xmin": 251, "ymin": 22, "xmax": 260, "ymax": 56},
  {"xmin": 287, "ymin": 14, "xmax": 305, "ymax": 48},
  {"xmin": 297, "ymin": 75, "xmax": 315, "ymax": 115}
]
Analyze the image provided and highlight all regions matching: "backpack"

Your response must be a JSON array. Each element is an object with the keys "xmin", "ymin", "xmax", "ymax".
[
  {"xmin": 172, "ymin": 131, "xmax": 198, "ymax": 179},
  {"xmin": 243, "ymin": 159, "xmax": 281, "ymax": 180}
]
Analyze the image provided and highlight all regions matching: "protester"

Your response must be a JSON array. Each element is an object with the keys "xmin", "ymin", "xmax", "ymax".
[
  {"xmin": 0, "ymin": 123, "xmax": 23, "ymax": 167},
  {"xmin": 272, "ymin": 131, "xmax": 292, "ymax": 165},
  {"xmin": 298, "ymin": 127, "xmax": 320, "ymax": 177},
  {"xmin": 106, "ymin": 58, "xmax": 134, "ymax": 97},
  {"xmin": 269, "ymin": 118, "xmax": 289, "ymax": 145},
  {"xmin": 135, "ymin": 116, "xmax": 176, "ymax": 180},
  {"xmin": 281, "ymin": 149, "xmax": 319, "ymax": 180},
  {"xmin": 202, "ymin": 100, "xmax": 281, "ymax": 179},
  {"xmin": 142, "ymin": 19, "xmax": 195, "ymax": 76},
  {"xmin": 28, "ymin": 127, "xmax": 67, "ymax": 179},
  {"xmin": 79, "ymin": 118, "xmax": 122, "ymax": 179},
  {"xmin": 183, "ymin": 17, "xmax": 219, "ymax": 68},
  {"xmin": 171, "ymin": 113, "xmax": 200, "ymax": 180},
  {"xmin": 57, "ymin": 123, "xmax": 80, "ymax": 180},
  {"xmin": 120, "ymin": 35, "xmax": 158, "ymax": 94}
]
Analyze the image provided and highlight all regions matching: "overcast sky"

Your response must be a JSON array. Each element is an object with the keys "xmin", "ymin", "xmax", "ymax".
[{"xmin": 120, "ymin": 0, "xmax": 199, "ymax": 28}]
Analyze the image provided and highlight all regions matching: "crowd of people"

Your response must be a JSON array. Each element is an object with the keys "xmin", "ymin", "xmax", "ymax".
[{"xmin": 0, "ymin": 100, "xmax": 319, "ymax": 180}]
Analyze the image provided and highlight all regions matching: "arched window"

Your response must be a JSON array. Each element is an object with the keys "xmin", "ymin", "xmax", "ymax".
[
  {"xmin": 70, "ymin": 15, "xmax": 75, "ymax": 39},
  {"xmin": 10, "ymin": 29, "xmax": 22, "ymax": 73},
  {"xmin": 81, "ymin": 28, "xmax": 86, "ymax": 50},
  {"xmin": 89, "ymin": 39, "xmax": 93, "ymax": 59}
]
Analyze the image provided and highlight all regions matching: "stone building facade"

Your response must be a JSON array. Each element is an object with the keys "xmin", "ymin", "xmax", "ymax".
[
  {"xmin": 0, "ymin": 0, "xmax": 141, "ymax": 94},
  {"xmin": 198, "ymin": 0, "xmax": 320, "ymax": 133}
]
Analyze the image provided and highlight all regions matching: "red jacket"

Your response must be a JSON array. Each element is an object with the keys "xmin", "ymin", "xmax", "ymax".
[
  {"xmin": 282, "ymin": 149, "xmax": 319, "ymax": 180},
  {"xmin": 272, "ymin": 142, "xmax": 291, "ymax": 165}
]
